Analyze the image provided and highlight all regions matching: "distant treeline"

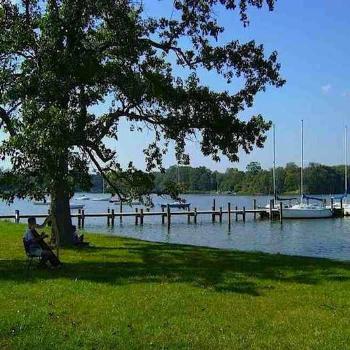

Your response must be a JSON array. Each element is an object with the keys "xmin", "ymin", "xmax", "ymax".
[
  {"xmin": 153, "ymin": 162, "xmax": 349, "ymax": 195},
  {"xmin": 1, "ymin": 163, "xmax": 346, "ymax": 196}
]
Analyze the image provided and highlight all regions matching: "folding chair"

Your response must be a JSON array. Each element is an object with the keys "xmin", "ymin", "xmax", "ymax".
[{"xmin": 23, "ymin": 238, "xmax": 41, "ymax": 270}]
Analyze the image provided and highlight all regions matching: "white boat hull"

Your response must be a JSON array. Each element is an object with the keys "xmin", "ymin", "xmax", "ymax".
[
  {"xmin": 282, "ymin": 207, "xmax": 332, "ymax": 219},
  {"xmin": 92, "ymin": 197, "xmax": 111, "ymax": 202},
  {"xmin": 34, "ymin": 201, "xmax": 83, "ymax": 209},
  {"xmin": 33, "ymin": 201, "xmax": 50, "ymax": 205}
]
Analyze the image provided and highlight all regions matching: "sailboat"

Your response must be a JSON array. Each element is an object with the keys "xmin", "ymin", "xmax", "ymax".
[
  {"xmin": 282, "ymin": 120, "xmax": 332, "ymax": 219},
  {"xmin": 330, "ymin": 126, "xmax": 350, "ymax": 215},
  {"xmin": 76, "ymin": 195, "xmax": 90, "ymax": 200},
  {"xmin": 161, "ymin": 164, "xmax": 191, "ymax": 210},
  {"xmin": 265, "ymin": 124, "xmax": 295, "ymax": 210},
  {"xmin": 92, "ymin": 175, "xmax": 111, "ymax": 201}
]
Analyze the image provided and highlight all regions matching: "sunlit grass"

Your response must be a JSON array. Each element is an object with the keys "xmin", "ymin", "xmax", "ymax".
[{"xmin": 1, "ymin": 220, "xmax": 350, "ymax": 349}]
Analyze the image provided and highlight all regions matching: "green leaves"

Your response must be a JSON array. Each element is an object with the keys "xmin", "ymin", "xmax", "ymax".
[{"xmin": 0, "ymin": 0, "xmax": 284, "ymax": 202}]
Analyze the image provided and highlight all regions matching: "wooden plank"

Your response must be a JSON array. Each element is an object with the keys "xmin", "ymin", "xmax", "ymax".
[
  {"xmin": 119, "ymin": 201, "xmax": 123, "ymax": 223},
  {"xmin": 228, "ymin": 202, "xmax": 231, "ymax": 231},
  {"xmin": 279, "ymin": 202, "xmax": 283, "ymax": 224},
  {"xmin": 78, "ymin": 209, "xmax": 81, "ymax": 228},
  {"xmin": 135, "ymin": 208, "xmax": 139, "ymax": 225},
  {"xmin": 111, "ymin": 209, "xmax": 115, "ymax": 227},
  {"xmin": 140, "ymin": 208, "xmax": 144, "ymax": 225},
  {"xmin": 167, "ymin": 204, "xmax": 171, "ymax": 230},
  {"xmin": 15, "ymin": 210, "xmax": 20, "ymax": 223},
  {"xmin": 212, "ymin": 199, "xmax": 216, "ymax": 223},
  {"xmin": 81, "ymin": 209, "xmax": 85, "ymax": 229}
]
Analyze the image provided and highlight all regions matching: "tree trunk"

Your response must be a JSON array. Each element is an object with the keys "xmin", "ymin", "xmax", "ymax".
[{"xmin": 50, "ymin": 184, "xmax": 73, "ymax": 246}]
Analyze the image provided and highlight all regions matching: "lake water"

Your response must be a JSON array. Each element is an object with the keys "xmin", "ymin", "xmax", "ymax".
[{"xmin": 1, "ymin": 194, "xmax": 350, "ymax": 261}]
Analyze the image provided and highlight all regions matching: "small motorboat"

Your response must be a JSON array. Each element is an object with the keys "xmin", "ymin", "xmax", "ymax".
[
  {"xmin": 161, "ymin": 202, "xmax": 191, "ymax": 210},
  {"xmin": 92, "ymin": 197, "xmax": 111, "ymax": 202},
  {"xmin": 34, "ymin": 200, "xmax": 84, "ymax": 210},
  {"xmin": 109, "ymin": 195, "xmax": 120, "ymax": 203},
  {"xmin": 75, "ymin": 195, "xmax": 90, "ymax": 201},
  {"xmin": 33, "ymin": 200, "xmax": 50, "ymax": 205}
]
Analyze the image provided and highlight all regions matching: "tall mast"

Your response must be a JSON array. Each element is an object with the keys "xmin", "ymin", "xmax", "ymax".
[
  {"xmin": 345, "ymin": 126, "xmax": 348, "ymax": 195},
  {"xmin": 272, "ymin": 123, "xmax": 277, "ymax": 201},
  {"xmin": 300, "ymin": 119, "xmax": 304, "ymax": 198}
]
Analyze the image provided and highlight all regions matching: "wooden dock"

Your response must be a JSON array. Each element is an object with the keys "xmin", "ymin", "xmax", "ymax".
[
  {"xmin": 3, "ymin": 198, "xmax": 345, "ymax": 230},
  {"xmin": 1, "ymin": 199, "xmax": 283, "ymax": 230}
]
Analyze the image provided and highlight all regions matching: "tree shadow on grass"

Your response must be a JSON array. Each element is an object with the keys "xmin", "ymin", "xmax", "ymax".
[{"xmin": 1, "ymin": 240, "xmax": 350, "ymax": 296}]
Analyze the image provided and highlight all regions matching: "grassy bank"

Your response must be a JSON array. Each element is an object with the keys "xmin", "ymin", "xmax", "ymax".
[{"xmin": 1, "ymin": 221, "xmax": 350, "ymax": 349}]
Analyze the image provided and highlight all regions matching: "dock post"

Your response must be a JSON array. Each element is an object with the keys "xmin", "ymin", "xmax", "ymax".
[
  {"xmin": 78, "ymin": 209, "xmax": 81, "ymax": 228},
  {"xmin": 253, "ymin": 199, "xmax": 257, "ymax": 220},
  {"xmin": 219, "ymin": 207, "xmax": 223, "ymax": 223},
  {"xmin": 140, "ymin": 208, "xmax": 144, "ymax": 225},
  {"xmin": 167, "ymin": 204, "xmax": 171, "ymax": 230},
  {"xmin": 107, "ymin": 208, "xmax": 110, "ymax": 227},
  {"xmin": 279, "ymin": 202, "xmax": 283, "ymax": 224},
  {"xmin": 228, "ymin": 202, "xmax": 231, "ymax": 231},
  {"xmin": 340, "ymin": 198, "xmax": 343, "ymax": 210},
  {"xmin": 269, "ymin": 199, "xmax": 273, "ymax": 221},
  {"xmin": 111, "ymin": 209, "xmax": 115, "ymax": 227},
  {"xmin": 119, "ymin": 201, "xmax": 123, "ymax": 223},
  {"xmin": 15, "ymin": 210, "xmax": 20, "ymax": 223},
  {"xmin": 187, "ymin": 206, "xmax": 191, "ymax": 224},
  {"xmin": 194, "ymin": 208, "xmax": 197, "ymax": 224},
  {"xmin": 212, "ymin": 199, "xmax": 216, "ymax": 223},
  {"xmin": 161, "ymin": 206, "xmax": 165, "ymax": 225},
  {"xmin": 135, "ymin": 208, "xmax": 139, "ymax": 225},
  {"xmin": 81, "ymin": 209, "xmax": 85, "ymax": 229},
  {"xmin": 331, "ymin": 198, "xmax": 334, "ymax": 211},
  {"xmin": 235, "ymin": 206, "xmax": 238, "ymax": 221},
  {"xmin": 242, "ymin": 206, "xmax": 246, "ymax": 222}
]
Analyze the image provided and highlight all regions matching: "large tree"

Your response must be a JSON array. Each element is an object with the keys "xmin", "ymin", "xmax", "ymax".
[{"xmin": 0, "ymin": 0, "xmax": 284, "ymax": 245}]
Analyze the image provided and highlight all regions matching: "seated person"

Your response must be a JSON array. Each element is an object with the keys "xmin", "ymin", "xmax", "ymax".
[
  {"xmin": 72, "ymin": 225, "xmax": 89, "ymax": 246},
  {"xmin": 23, "ymin": 217, "xmax": 61, "ymax": 268}
]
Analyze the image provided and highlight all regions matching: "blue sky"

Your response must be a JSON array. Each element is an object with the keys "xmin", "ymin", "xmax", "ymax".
[{"xmin": 111, "ymin": 0, "xmax": 350, "ymax": 172}]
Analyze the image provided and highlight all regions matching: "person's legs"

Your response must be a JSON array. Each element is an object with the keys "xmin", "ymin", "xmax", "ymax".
[
  {"xmin": 41, "ymin": 250, "xmax": 60, "ymax": 267},
  {"xmin": 38, "ymin": 251, "xmax": 49, "ymax": 267}
]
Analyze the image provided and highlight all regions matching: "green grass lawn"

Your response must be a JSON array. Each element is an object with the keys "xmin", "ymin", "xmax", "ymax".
[{"xmin": 1, "ymin": 221, "xmax": 350, "ymax": 349}]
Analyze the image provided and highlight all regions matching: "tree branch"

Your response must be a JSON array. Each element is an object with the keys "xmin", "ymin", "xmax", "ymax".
[
  {"xmin": 0, "ymin": 106, "xmax": 17, "ymax": 136},
  {"xmin": 84, "ymin": 147, "xmax": 123, "ymax": 200}
]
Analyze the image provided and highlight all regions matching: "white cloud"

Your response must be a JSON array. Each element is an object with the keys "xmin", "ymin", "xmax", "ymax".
[
  {"xmin": 342, "ymin": 91, "xmax": 350, "ymax": 98},
  {"xmin": 321, "ymin": 84, "xmax": 332, "ymax": 94}
]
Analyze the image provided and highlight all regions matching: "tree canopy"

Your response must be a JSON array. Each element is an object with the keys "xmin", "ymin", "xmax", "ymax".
[{"xmin": 0, "ymin": 0, "xmax": 284, "ymax": 244}]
